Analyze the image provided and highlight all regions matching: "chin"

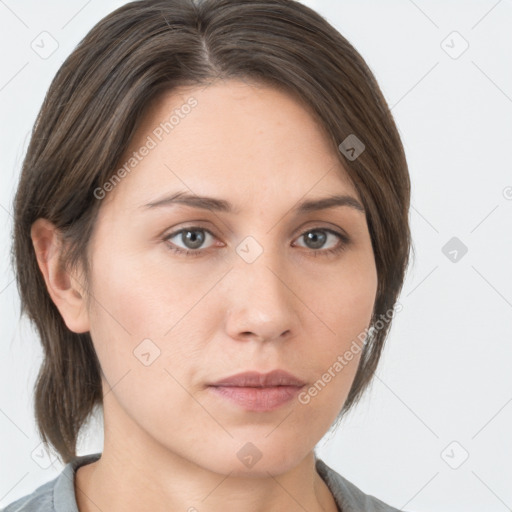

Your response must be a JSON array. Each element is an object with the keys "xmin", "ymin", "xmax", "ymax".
[{"xmin": 202, "ymin": 441, "xmax": 308, "ymax": 478}]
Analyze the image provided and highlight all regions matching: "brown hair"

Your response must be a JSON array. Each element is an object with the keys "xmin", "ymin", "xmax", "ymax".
[{"xmin": 12, "ymin": 0, "xmax": 411, "ymax": 464}]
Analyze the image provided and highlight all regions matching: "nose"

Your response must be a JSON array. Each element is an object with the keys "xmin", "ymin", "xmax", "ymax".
[{"xmin": 223, "ymin": 251, "xmax": 300, "ymax": 343}]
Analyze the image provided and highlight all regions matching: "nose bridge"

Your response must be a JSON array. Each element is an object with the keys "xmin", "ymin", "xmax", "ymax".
[{"xmin": 224, "ymin": 237, "xmax": 298, "ymax": 341}]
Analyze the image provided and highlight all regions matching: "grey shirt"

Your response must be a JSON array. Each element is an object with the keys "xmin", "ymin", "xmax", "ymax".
[{"xmin": 2, "ymin": 453, "xmax": 405, "ymax": 511}]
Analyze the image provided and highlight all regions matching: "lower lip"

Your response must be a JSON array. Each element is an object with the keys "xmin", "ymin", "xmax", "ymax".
[{"xmin": 209, "ymin": 385, "xmax": 304, "ymax": 412}]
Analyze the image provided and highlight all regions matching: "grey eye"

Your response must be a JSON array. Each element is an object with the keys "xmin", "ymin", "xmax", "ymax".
[
  {"xmin": 166, "ymin": 228, "xmax": 214, "ymax": 251},
  {"xmin": 295, "ymin": 229, "xmax": 340, "ymax": 250}
]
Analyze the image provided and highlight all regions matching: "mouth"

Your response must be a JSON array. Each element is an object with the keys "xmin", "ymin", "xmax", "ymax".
[
  {"xmin": 208, "ymin": 370, "xmax": 306, "ymax": 412},
  {"xmin": 209, "ymin": 369, "xmax": 306, "ymax": 388}
]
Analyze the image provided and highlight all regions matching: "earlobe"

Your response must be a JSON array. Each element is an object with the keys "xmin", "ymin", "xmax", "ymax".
[{"xmin": 31, "ymin": 218, "xmax": 90, "ymax": 334}]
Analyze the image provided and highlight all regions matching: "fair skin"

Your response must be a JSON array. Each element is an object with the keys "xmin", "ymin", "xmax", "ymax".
[{"xmin": 31, "ymin": 79, "xmax": 377, "ymax": 512}]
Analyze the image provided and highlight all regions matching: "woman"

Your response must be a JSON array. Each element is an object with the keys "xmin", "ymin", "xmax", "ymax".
[{"xmin": 6, "ymin": 0, "xmax": 411, "ymax": 510}]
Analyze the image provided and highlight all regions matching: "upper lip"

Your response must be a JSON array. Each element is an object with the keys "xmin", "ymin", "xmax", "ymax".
[{"xmin": 210, "ymin": 370, "xmax": 305, "ymax": 388}]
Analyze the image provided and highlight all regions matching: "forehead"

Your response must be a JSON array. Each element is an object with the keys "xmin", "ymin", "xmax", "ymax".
[{"xmin": 103, "ymin": 79, "xmax": 360, "ymax": 212}]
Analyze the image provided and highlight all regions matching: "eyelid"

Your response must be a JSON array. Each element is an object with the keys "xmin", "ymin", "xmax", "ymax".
[
  {"xmin": 292, "ymin": 227, "xmax": 349, "ymax": 246},
  {"xmin": 162, "ymin": 223, "xmax": 350, "ymax": 256},
  {"xmin": 292, "ymin": 222, "xmax": 350, "ymax": 243},
  {"xmin": 163, "ymin": 225, "xmax": 221, "ymax": 248}
]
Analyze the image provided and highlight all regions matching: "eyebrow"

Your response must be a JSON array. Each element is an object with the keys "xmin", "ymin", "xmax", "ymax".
[{"xmin": 141, "ymin": 191, "xmax": 365, "ymax": 214}]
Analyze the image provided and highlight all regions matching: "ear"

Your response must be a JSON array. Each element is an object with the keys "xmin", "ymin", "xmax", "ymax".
[{"xmin": 31, "ymin": 218, "xmax": 90, "ymax": 333}]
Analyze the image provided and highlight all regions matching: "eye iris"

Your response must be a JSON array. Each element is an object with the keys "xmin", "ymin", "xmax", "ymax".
[
  {"xmin": 175, "ymin": 229, "xmax": 333, "ymax": 251},
  {"xmin": 182, "ymin": 230, "xmax": 205, "ymax": 249},
  {"xmin": 304, "ymin": 230, "xmax": 326, "ymax": 249}
]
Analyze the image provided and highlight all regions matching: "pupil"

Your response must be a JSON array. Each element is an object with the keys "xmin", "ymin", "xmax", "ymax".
[
  {"xmin": 305, "ymin": 231, "xmax": 326, "ymax": 249},
  {"xmin": 184, "ymin": 230, "xmax": 204, "ymax": 249},
  {"xmin": 180, "ymin": 230, "xmax": 326, "ymax": 251}
]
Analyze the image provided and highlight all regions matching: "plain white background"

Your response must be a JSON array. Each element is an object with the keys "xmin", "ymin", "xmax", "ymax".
[{"xmin": 1, "ymin": 1, "xmax": 511, "ymax": 511}]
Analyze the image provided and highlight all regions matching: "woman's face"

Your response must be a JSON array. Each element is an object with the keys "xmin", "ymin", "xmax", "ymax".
[{"xmin": 82, "ymin": 79, "xmax": 377, "ymax": 475}]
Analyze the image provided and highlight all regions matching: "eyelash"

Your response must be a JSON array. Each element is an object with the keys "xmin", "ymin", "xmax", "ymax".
[{"xmin": 162, "ymin": 226, "xmax": 350, "ymax": 258}]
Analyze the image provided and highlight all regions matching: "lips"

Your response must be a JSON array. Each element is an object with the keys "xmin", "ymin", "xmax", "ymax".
[
  {"xmin": 208, "ymin": 370, "xmax": 306, "ymax": 412},
  {"xmin": 209, "ymin": 370, "xmax": 305, "ymax": 388}
]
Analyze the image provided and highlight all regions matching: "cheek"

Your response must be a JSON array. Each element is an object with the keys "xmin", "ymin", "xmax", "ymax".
[
  {"xmin": 88, "ymin": 243, "xmax": 214, "ymax": 338},
  {"xmin": 295, "ymin": 252, "xmax": 377, "ymax": 404},
  {"xmin": 300, "ymin": 252, "xmax": 377, "ymax": 343},
  {"xmin": 86, "ymin": 246, "xmax": 220, "ymax": 386}
]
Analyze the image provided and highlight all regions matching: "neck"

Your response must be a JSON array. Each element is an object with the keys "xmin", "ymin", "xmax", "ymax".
[
  {"xmin": 75, "ymin": 443, "xmax": 337, "ymax": 512},
  {"xmin": 74, "ymin": 395, "xmax": 338, "ymax": 512}
]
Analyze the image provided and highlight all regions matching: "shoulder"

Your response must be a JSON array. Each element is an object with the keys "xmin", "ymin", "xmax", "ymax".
[
  {"xmin": 0, "ymin": 478, "xmax": 56, "ymax": 512},
  {"xmin": 316, "ymin": 457, "xmax": 407, "ymax": 512},
  {"xmin": 1, "ymin": 453, "xmax": 102, "ymax": 512}
]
